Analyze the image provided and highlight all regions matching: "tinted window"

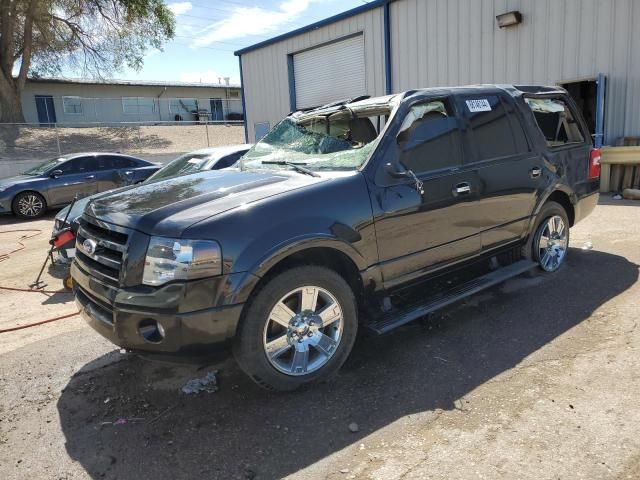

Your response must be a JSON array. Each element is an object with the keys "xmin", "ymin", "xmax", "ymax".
[
  {"xmin": 97, "ymin": 156, "xmax": 114, "ymax": 170},
  {"xmin": 112, "ymin": 157, "xmax": 137, "ymax": 168},
  {"xmin": 76, "ymin": 156, "xmax": 98, "ymax": 172},
  {"xmin": 397, "ymin": 99, "xmax": 462, "ymax": 173},
  {"xmin": 463, "ymin": 95, "xmax": 520, "ymax": 160},
  {"xmin": 524, "ymin": 97, "xmax": 585, "ymax": 147},
  {"xmin": 57, "ymin": 159, "xmax": 80, "ymax": 174},
  {"xmin": 59, "ymin": 157, "xmax": 97, "ymax": 173},
  {"xmin": 214, "ymin": 150, "xmax": 246, "ymax": 169}
]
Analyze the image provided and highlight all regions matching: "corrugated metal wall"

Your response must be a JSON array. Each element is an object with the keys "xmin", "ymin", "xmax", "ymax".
[
  {"xmin": 240, "ymin": 0, "xmax": 639, "ymax": 144},
  {"xmin": 240, "ymin": 7, "xmax": 386, "ymax": 142},
  {"xmin": 390, "ymin": 0, "xmax": 640, "ymax": 144}
]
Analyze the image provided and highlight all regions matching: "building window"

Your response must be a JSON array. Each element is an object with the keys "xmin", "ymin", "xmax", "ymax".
[
  {"xmin": 122, "ymin": 97, "xmax": 156, "ymax": 115},
  {"xmin": 62, "ymin": 96, "xmax": 83, "ymax": 114},
  {"xmin": 169, "ymin": 98, "xmax": 198, "ymax": 115},
  {"xmin": 229, "ymin": 91, "xmax": 240, "ymax": 98}
]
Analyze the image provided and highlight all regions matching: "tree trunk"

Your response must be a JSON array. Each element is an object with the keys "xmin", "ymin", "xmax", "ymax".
[{"xmin": 0, "ymin": 77, "xmax": 25, "ymax": 123}]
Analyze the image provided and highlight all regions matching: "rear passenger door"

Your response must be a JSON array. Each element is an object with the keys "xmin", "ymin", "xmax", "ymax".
[{"xmin": 457, "ymin": 94, "xmax": 541, "ymax": 250}]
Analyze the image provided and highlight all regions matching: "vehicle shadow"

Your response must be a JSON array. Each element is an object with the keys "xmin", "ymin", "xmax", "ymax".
[
  {"xmin": 57, "ymin": 248, "xmax": 638, "ymax": 479},
  {"xmin": 0, "ymin": 210, "xmax": 58, "ymax": 227}
]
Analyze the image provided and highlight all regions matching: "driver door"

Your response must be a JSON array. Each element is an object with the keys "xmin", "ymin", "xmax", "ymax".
[
  {"xmin": 370, "ymin": 96, "xmax": 482, "ymax": 288},
  {"xmin": 48, "ymin": 157, "xmax": 98, "ymax": 205}
]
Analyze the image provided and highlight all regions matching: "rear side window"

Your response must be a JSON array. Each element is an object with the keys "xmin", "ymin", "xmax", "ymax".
[
  {"xmin": 110, "ymin": 156, "xmax": 137, "ymax": 168},
  {"xmin": 397, "ymin": 99, "xmax": 463, "ymax": 173},
  {"xmin": 463, "ymin": 95, "xmax": 523, "ymax": 161},
  {"xmin": 525, "ymin": 97, "xmax": 585, "ymax": 147}
]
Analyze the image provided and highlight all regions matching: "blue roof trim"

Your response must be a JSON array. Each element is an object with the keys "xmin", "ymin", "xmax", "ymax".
[
  {"xmin": 238, "ymin": 56, "xmax": 249, "ymax": 143},
  {"xmin": 234, "ymin": 0, "xmax": 394, "ymax": 56}
]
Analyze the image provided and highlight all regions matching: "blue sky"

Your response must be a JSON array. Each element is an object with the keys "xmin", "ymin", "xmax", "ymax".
[{"xmin": 120, "ymin": 0, "xmax": 368, "ymax": 85}]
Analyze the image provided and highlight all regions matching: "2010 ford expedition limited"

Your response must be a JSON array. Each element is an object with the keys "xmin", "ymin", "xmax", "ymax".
[{"xmin": 71, "ymin": 85, "xmax": 600, "ymax": 391}]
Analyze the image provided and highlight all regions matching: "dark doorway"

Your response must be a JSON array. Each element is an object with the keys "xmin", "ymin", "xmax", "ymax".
[
  {"xmin": 561, "ymin": 75, "xmax": 606, "ymax": 147},
  {"xmin": 35, "ymin": 95, "xmax": 56, "ymax": 125},
  {"xmin": 210, "ymin": 98, "xmax": 224, "ymax": 121}
]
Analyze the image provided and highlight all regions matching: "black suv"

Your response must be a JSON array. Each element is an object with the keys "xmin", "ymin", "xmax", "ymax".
[{"xmin": 71, "ymin": 85, "xmax": 600, "ymax": 391}]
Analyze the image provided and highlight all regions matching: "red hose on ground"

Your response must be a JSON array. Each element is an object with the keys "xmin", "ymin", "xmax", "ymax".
[
  {"xmin": 0, "ymin": 228, "xmax": 78, "ymax": 333},
  {"xmin": 0, "ymin": 285, "xmax": 71, "ymax": 294},
  {"xmin": 0, "ymin": 312, "xmax": 80, "ymax": 334},
  {"xmin": 0, "ymin": 228, "xmax": 42, "ymax": 261}
]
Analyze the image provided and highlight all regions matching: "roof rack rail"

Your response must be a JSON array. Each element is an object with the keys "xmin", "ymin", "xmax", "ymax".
[
  {"xmin": 513, "ymin": 85, "xmax": 566, "ymax": 94},
  {"xmin": 298, "ymin": 95, "xmax": 371, "ymax": 113}
]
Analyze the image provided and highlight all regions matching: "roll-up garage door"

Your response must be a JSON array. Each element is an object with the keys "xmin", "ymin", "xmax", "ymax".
[{"xmin": 293, "ymin": 34, "xmax": 366, "ymax": 109}]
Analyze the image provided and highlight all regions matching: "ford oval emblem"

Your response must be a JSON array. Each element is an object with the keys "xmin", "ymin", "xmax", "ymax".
[{"xmin": 83, "ymin": 238, "xmax": 97, "ymax": 255}]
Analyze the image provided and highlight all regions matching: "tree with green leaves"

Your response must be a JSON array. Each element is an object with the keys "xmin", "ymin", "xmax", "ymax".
[{"xmin": 0, "ymin": 0, "xmax": 175, "ymax": 123}]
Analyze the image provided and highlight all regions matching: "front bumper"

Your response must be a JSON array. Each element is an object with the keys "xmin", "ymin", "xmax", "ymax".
[{"xmin": 71, "ymin": 260, "xmax": 246, "ymax": 359}]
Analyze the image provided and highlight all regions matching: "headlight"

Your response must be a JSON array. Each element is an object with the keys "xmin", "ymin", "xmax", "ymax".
[{"xmin": 142, "ymin": 237, "xmax": 222, "ymax": 286}]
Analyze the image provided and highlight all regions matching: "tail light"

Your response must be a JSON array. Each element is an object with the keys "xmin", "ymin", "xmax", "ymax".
[{"xmin": 589, "ymin": 148, "xmax": 601, "ymax": 179}]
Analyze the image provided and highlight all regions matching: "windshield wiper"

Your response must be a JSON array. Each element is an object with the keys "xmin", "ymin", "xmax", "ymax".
[{"xmin": 261, "ymin": 161, "xmax": 320, "ymax": 177}]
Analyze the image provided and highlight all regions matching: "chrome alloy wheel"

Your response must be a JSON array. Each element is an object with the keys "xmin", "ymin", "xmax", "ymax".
[
  {"xmin": 536, "ymin": 215, "xmax": 568, "ymax": 272},
  {"xmin": 263, "ymin": 286, "xmax": 344, "ymax": 376},
  {"xmin": 17, "ymin": 194, "xmax": 44, "ymax": 217}
]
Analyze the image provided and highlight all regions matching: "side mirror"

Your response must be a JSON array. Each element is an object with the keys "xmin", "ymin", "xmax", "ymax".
[
  {"xmin": 384, "ymin": 162, "xmax": 411, "ymax": 179},
  {"xmin": 50, "ymin": 169, "xmax": 63, "ymax": 178}
]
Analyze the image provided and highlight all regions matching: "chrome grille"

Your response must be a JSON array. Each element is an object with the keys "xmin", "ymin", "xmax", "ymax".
[{"xmin": 76, "ymin": 216, "xmax": 129, "ymax": 286}]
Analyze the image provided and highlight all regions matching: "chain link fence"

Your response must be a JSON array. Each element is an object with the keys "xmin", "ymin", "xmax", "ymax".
[{"xmin": 0, "ymin": 121, "xmax": 246, "ymax": 178}]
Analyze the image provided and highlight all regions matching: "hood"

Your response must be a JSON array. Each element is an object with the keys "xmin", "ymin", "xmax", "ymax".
[
  {"xmin": 56, "ymin": 185, "xmax": 132, "ymax": 223},
  {"xmin": 85, "ymin": 169, "xmax": 325, "ymax": 236},
  {"xmin": 0, "ymin": 174, "xmax": 42, "ymax": 188}
]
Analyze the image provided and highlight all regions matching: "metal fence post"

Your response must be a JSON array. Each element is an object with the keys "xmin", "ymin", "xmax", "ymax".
[
  {"xmin": 54, "ymin": 123, "xmax": 62, "ymax": 155},
  {"xmin": 205, "ymin": 121, "xmax": 210, "ymax": 147}
]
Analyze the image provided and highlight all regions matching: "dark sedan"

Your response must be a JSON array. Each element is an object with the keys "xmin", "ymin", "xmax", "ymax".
[{"xmin": 0, "ymin": 152, "xmax": 159, "ymax": 219}]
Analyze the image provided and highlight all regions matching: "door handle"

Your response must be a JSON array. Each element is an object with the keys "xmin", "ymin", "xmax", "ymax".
[
  {"xmin": 85, "ymin": 175, "xmax": 95, "ymax": 179},
  {"xmin": 124, "ymin": 170, "xmax": 133, "ymax": 175},
  {"xmin": 530, "ymin": 167, "xmax": 542, "ymax": 178},
  {"xmin": 453, "ymin": 182, "xmax": 471, "ymax": 195}
]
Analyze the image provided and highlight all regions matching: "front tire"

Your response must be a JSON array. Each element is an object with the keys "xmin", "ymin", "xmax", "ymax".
[
  {"xmin": 234, "ymin": 266, "xmax": 358, "ymax": 391},
  {"xmin": 528, "ymin": 201, "xmax": 570, "ymax": 273},
  {"xmin": 13, "ymin": 191, "xmax": 47, "ymax": 219}
]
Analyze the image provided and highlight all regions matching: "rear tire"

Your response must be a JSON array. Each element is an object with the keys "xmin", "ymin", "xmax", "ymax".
[
  {"xmin": 233, "ymin": 266, "xmax": 358, "ymax": 391},
  {"xmin": 13, "ymin": 191, "xmax": 47, "ymax": 219},
  {"xmin": 524, "ymin": 201, "xmax": 570, "ymax": 273}
]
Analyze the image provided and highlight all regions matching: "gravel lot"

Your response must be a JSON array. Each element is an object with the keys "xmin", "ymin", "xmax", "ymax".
[
  {"xmin": 0, "ymin": 196, "xmax": 639, "ymax": 480},
  {"xmin": 0, "ymin": 124, "xmax": 246, "ymax": 176}
]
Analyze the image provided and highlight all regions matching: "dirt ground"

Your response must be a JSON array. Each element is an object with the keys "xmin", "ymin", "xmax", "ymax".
[
  {"xmin": 0, "ymin": 124, "xmax": 245, "ymax": 163},
  {"xmin": 0, "ymin": 196, "xmax": 639, "ymax": 480}
]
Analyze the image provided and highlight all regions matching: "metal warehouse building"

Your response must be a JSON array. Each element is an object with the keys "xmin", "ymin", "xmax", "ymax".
[{"xmin": 235, "ymin": 0, "xmax": 640, "ymax": 148}]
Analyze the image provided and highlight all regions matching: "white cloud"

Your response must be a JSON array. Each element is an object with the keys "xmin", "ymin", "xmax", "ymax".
[
  {"xmin": 192, "ymin": 0, "xmax": 312, "ymax": 46},
  {"xmin": 168, "ymin": 2, "xmax": 193, "ymax": 16},
  {"xmin": 179, "ymin": 70, "xmax": 240, "ymax": 85}
]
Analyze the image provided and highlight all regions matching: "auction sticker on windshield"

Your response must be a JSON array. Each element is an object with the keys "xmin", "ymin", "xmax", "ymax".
[{"xmin": 466, "ymin": 99, "xmax": 492, "ymax": 112}]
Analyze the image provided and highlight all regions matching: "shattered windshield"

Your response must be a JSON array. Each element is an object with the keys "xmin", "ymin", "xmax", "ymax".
[{"xmin": 242, "ymin": 96, "xmax": 398, "ymax": 172}]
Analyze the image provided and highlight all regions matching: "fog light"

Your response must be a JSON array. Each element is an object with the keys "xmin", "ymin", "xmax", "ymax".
[{"xmin": 138, "ymin": 318, "xmax": 165, "ymax": 343}]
